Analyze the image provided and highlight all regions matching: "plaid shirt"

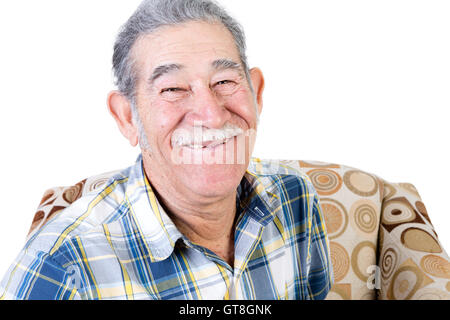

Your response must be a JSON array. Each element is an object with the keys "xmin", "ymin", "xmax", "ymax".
[{"xmin": 0, "ymin": 155, "xmax": 333, "ymax": 300}]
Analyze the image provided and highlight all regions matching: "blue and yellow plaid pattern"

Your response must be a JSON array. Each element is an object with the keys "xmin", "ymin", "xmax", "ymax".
[{"xmin": 0, "ymin": 155, "xmax": 333, "ymax": 300}]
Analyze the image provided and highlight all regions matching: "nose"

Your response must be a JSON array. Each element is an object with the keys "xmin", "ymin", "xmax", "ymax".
[{"xmin": 184, "ymin": 86, "xmax": 231, "ymax": 129}]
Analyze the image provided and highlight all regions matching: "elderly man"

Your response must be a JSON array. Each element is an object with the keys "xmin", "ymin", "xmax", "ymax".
[{"xmin": 0, "ymin": 0, "xmax": 332, "ymax": 300}]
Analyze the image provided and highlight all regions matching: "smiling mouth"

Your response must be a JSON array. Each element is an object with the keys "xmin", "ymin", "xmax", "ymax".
[
  {"xmin": 181, "ymin": 137, "xmax": 233, "ymax": 150},
  {"xmin": 171, "ymin": 122, "xmax": 245, "ymax": 152}
]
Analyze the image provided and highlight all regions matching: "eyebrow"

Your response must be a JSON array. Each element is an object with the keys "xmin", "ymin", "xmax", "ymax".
[
  {"xmin": 148, "ymin": 63, "xmax": 183, "ymax": 85},
  {"xmin": 211, "ymin": 59, "xmax": 243, "ymax": 72},
  {"xmin": 147, "ymin": 59, "xmax": 244, "ymax": 87}
]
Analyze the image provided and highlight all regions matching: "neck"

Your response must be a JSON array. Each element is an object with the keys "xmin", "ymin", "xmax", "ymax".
[
  {"xmin": 143, "ymin": 162, "xmax": 238, "ymax": 266},
  {"xmin": 166, "ymin": 198, "xmax": 237, "ymax": 267}
]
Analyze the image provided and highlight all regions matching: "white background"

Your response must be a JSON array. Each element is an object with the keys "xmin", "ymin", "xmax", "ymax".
[{"xmin": 0, "ymin": 0, "xmax": 449, "ymax": 278}]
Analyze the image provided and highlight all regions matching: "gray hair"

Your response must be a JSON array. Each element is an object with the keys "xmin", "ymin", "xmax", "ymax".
[
  {"xmin": 113, "ymin": 0, "xmax": 251, "ymax": 101},
  {"xmin": 112, "ymin": 0, "xmax": 256, "ymax": 150}
]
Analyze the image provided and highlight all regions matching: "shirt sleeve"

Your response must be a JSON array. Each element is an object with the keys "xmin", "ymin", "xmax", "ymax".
[
  {"xmin": 306, "ymin": 194, "xmax": 334, "ymax": 299},
  {"xmin": 0, "ymin": 248, "xmax": 80, "ymax": 300}
]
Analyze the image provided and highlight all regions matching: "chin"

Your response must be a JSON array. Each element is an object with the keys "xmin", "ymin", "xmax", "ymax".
[
  {"xmin": 180, "ymin": 162, "xmax": 248, "ymax": 198},
  {"xmin": 168, "ymin": 134, "xmax": 254, "ymax": 197}
]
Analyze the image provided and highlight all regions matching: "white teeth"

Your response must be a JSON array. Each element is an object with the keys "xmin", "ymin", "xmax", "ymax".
[
  {"xmin": 207, "ymin": 139, "xmax": 227, "ymax": 148},
  {"xmin": 184, "ymin": 140, "xmax": 226, "ymax": 150},
  {"xmin": 171, "ymin": 123, "xmax": 243, "ymax": 149}
]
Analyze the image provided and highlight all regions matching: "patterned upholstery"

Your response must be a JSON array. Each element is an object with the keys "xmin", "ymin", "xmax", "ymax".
[{"xmin": 27, "ymin": 160, "xmax": 450, "ymax": 300}]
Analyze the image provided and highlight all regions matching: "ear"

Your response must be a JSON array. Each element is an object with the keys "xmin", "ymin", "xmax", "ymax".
[
  {"xmin": 107, "ymin": 91, "xmax": 139, "ymax": 147},
  {"xmin": 249, "ymin": 67, "xmax": 265, "ymax": 115}
]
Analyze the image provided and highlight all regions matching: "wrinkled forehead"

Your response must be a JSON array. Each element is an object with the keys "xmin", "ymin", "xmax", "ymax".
[{"xmin": 130, "ymin": 20, "xmax": 242, "ymax": 80}]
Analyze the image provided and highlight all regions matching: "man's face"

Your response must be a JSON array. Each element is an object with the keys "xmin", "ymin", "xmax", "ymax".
[{"xmin": 130, "ymin": 20, "xmax": 263, "ymax": 199}]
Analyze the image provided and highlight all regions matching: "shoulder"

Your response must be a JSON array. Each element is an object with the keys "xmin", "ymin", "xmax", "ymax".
[
  {"xmin": 25, "ymin": 167, "xmax": 132, "ymax": 256},
  {"xmin": 248, "ymin": 157, "xmax": 318, "ymax": 200},
  {"xmin": 247, "ymin": 158, "xmax": 321, "ymax": 228}
]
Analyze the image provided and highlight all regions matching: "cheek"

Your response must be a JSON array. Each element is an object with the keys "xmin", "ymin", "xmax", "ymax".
[
  {"xmin": 224, "ymin": 90, "xmax": 257, "ymax": 125},
  {"xmin": 142, "ymin": 102, "xmax": 184, "ymax": 141}
]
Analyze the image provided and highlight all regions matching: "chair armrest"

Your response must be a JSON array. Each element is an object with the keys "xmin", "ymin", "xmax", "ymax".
[
  {"xmin": 27, "ymin": 170, "xmax": 120, "ymax": 240},
  {"xmin": 27, "ymin": 180, "xmax": 86, "ymax": 240},
  {"xmin": 377, "ymin": 180, "xmax": 450, "ymax": 300}
]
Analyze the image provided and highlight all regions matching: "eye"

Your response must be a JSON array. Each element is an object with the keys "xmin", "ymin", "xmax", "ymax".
[
  {"xmin": 213, "ymin": 80, "xmax": 238, "ymax": 95},
  {"xmin": 160, "ymin": 87, "xmax": 189, "ymax": 101},
  {"xmin": 161, "ymin": 87, "xmax": 184, "ymax": 93},
  {"xmin": 215, "ymin": 80, "xmax": 233, "ymax": 86}
]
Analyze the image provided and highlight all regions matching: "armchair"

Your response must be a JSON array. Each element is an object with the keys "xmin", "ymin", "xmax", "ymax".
[{"xmin": 27, "ymin": 159, "xmax": 450, "ymax": 300}]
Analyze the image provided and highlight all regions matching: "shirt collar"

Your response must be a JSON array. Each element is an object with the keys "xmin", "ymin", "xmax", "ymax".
[
  {"xmin": 237, "ymin": 168, "xmax": 281, "ymax": 227},
  {"xmin": 124, "ymin": 154, "xmax": 183, "ymax": 262},
  {"xmin": 124, "ymin": 154, "xmax": 281, "ymax": 262}
]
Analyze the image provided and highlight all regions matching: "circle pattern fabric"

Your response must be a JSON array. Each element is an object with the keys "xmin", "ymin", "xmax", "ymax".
[
  {"xmin": 306, "ymin": 169, "xmax": 342, "ymax": 196},
  {"xmin": 321, "ymin": 198, "xmax": 348, "ymax": 240},
  {"xmin": 330, "ymin": 241, "xmax": 350, "ymax": 282},
  {"xmin": 381, "ymin": 247, "xmax": 399, "ymax": 281},
  {"xmin": 27, "ymin": 158, "xmax": 450, "ymax": 300},
  {"xmin": 350, "ymin": 199, "xmax": 378, "ymax": 234},
  {"xmin": 343, "ymin": 170, "xmax": 378, "ymax": 197}
]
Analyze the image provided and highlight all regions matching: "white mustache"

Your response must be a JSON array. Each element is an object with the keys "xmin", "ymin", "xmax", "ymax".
[{"xmin": 171, "ymin": 122, "xmax": 244, "ymax": 149}]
